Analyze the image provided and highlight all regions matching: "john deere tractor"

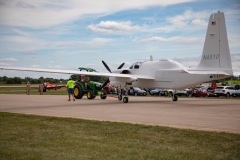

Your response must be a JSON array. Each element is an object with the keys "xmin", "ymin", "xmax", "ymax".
[{"xmin": 73, "ymin": 81, "xmax": 107, "ymax": 100}]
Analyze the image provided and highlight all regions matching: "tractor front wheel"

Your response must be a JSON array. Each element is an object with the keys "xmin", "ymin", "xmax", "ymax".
[{"xmin": 87, "ymin": 90, "xmax": 95, "ymax": 100}]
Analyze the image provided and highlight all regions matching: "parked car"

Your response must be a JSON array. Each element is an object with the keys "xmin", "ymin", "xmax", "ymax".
[
  {"xmin": 192, "ymin": 91, "xmax": 217, "ymax": 97},
  {"xmin": 214, "ymin": 86, "xmax": 237, "ymax": 97},
  {"xmin": 149, "ymin": 89, "xmax": 167, "ymax": 96},
  {"xmin": 232, "ymin": 89, "xmax": 240, "ymax": 97},
  {"xmin": 176, "ymin": 89, "xmax": 191, "ymax": 96},
  {"xmin": 128, "ymin": 87, "xmax": 147, "ymax": 96},
  {"xmin": 206, "ymin": 87, "xmax": 215, "ymax": 93}
]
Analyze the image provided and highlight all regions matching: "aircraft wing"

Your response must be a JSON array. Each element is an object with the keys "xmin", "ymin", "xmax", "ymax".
[{"xmin": 0, "ymin": 66, "xmax": 154, "ymax": 80}]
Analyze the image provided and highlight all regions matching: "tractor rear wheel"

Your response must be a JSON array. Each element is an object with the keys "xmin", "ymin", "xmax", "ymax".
[{"xmin": 74, "ymin": 85, "xmax": 84, "ymax": 99}]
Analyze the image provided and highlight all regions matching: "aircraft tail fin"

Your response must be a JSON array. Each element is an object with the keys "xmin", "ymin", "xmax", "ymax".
[{"xmin": 196, "ymin": 11, "xmax": 233, "ymax": 75}]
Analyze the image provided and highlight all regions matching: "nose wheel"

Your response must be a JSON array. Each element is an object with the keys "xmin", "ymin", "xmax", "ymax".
[{"xmin": 123, "ymin": 97, "xmax": 129, "ymax": 103}]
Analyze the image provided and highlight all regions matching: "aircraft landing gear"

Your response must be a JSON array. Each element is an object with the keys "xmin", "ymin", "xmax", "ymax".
[
  {"xmin": 118, "ymin": 94, "xmax": 129, "ymax": 103},
  {"xmin": 118, "ymin": 94, "xmax": 122, "ymax": 101},
  {"xmin": 171, "ymin": 90, "xmax": 178, "ymax": 101},
  {"xmin": 172, "ymin": 94, "xmax": 178, "ymax": 101},
  {"xmin": 123, "ymin": 97, "xmax": 128, "ymax": 103},
  {"xmin": 118, "ymin": 86, "xmax": 129, "ymax": 103}
]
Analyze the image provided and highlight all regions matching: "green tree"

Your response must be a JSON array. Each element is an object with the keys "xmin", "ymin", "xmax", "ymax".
[{"xmin": 13, "ymin": 77, "xmax": 22, "ymax": 84}]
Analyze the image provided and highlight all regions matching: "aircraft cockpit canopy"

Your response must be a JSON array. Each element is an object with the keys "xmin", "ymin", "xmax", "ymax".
[{"xmin": 129, "ymin": 62, "xmax": 143, "ymax": 69}]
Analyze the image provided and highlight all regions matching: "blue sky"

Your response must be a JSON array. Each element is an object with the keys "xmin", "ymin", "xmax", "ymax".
[{"xmin": 0, "ymin": 0, "xmax": 239, "ymax": 78}]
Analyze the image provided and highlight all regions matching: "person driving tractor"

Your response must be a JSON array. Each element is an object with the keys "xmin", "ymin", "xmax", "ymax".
[{"xmin": 80, "ymin": 75, "xmax": 89, "ymax": 89}]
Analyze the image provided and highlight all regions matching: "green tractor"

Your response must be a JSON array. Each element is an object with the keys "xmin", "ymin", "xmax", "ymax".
[{"xmin": 73, "ymin": 81, "xmax": 107, "ymax": 100}]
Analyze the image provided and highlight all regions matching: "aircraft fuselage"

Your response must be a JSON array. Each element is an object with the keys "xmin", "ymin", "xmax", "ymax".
[{"xmin": 110, "ymin": 59, "xmax": 229, "ymax": 89}]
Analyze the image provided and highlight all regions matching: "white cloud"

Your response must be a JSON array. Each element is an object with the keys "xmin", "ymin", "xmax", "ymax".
[
  {"xmin": 139, "ymin": 36, "xmax": 201, "ymax": 44},
  {"xmin": 151, "ymin": 10, "xmax": 209, "ymax": 33},
  {"xmin": 2, "ymin": 35, "xmax": 42, "ymax": 44},
  {"xmin": 12, "ymin": 28, "xmax": 31, "ymax": 36},
  {"xmin": 191, "ymin": 19, "xmax": 208, "ymax": 26},
  {"xmin": 31, "ymin": 65, "xmax": 40, "ymax": 68},
  {"xmin": 231, "ymin": 53, "xmax": 240, "ymax": 62},
  {"xmin": 0, "ymin": 58, "xmax": 18, "ymax": 62},
  {"xmin": 229, "ymin": 35, "xmax": 240, "ymax": 49},
  {"xmin": 0, "ymin": 29, "xmax": 113, "ymax": 52},
  {"xmin": 173, "ymin": 56, "xmax": 200, "ymax": 68},
  {"xmin": 88, "ymin": 21, "xmax": 141, "ymax": 34},
  {"xmin": 0, "ymin": 35, "xmax": 46, "ymax": 52},
  {"xmin": 47, "ymin": 65, "xmax": 63, "ymax": 69},
  {"xmin": 0, "ymin": 0, "xmax": 194, "ymax": 28},
  {"xmin": 52, "ymin": 38, "xmax": 113, "ymax": 48},
  {"xmin": 167, "ymin": 10, "xmax": 209, "ymax": 26},
  {"xmin": 143, "ymin": 10, "xmax": 209, "ymax": 34},
  {"xmin": 0, "ymin": 58, "xmax": 18, "ymax": 68}
]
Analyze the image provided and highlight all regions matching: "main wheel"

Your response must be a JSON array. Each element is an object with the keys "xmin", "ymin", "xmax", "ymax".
[
  {"xmin": 100, "ymin": 91, "xmax": 107, "ymax": 99},
  {"xmin": 226, "ymin": 92, "xmax": 231, "ymax": 98},
  {"xmin": 172, "ymin": 94, "xmax": 178, "ymax": 101},
  {"xmin": 123, "ymin": 97, "xmax": 128, "ymax": 103},
  {"xmin": 87, "ymin": 90, "xmax": 95, "ymax": 100},
  {"xmin": 118, "ymin": 95, "xmax": 122, "ymax": 101},
  {"xmin": 74, "ymin": 85, "xmax": 84, "ymax": 99}
]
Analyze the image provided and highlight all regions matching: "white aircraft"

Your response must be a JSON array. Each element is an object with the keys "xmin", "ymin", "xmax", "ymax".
[{"xmin": 0, "ymin": 11, "xmax": 233, "ymax": 103}]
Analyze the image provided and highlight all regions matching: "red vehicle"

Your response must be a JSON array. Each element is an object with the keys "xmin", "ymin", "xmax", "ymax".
[
  {"xmin": 192, "ymin": 91, "xmax": 217, "ymax": 97},
  {"xmin": 43, "ymin": 82, "xmax": 66, "ymax": 92}
]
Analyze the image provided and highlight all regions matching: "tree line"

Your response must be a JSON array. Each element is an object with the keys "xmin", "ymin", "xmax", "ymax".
[
  {"xmin": 0, "ymin": 75, "xmax": 108, "ymax": 84},
  {"xmin": 0, "ymin": 76, "xmax": 65, "ymax": 84}
]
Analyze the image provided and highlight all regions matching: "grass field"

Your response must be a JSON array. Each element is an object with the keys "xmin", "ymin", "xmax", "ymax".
[{"xmin": 0, "ymin": 112, "xmax": 239, "ymax": 160}]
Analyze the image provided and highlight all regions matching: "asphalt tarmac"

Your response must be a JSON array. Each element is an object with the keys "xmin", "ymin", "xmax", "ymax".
[{"xmin": 0, "ymin": 94, "xmax": 239, "ymax": 133}]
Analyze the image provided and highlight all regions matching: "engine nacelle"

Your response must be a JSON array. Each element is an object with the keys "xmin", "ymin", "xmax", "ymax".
[{"xmin": 121, "ymin": 70, "xmax": 130, "ymax": 74}]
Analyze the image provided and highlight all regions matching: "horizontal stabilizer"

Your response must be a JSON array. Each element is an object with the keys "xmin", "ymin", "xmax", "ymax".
[{"xmin": 188, "ymin": 70, "xmax": 232, "ymax": 75}]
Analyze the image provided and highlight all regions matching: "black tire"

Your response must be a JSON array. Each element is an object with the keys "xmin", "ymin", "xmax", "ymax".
[
  {"xmin": 118, "ymin": 95, "xmax": 122, "ymax": 101},
  {"xmin": 74, "ymin": 85, "xmax": 84, "ymax": 99},
  {"xmin": 100, "ymin": 91, "xmax": 107, "ymax": 99},
  {"xmin": 172, "ymin": 94, "xmax": 178, "ymax": 101},
  {"xmin": 123, "ymin": 97, "xmax": 128, "ymax": 103},
  {"xmin": 87, "ymin": 90, "xmax": 95, "ymax": 100},
  {"xmin": 226, "ymin": 93, "xmax": 230, "ymax": 98}
]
